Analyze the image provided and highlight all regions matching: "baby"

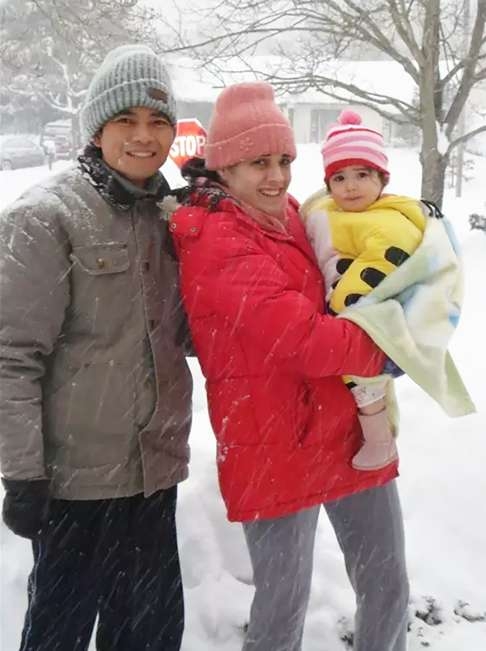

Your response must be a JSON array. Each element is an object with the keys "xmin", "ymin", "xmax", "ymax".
[{"xmin": 301, "ymin": 110, "xmax": 427, "ymax": 471}]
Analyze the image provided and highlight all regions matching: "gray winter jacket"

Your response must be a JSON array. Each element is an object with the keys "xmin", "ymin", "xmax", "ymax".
[{"xmin": 0, "ymin": 161, "xmax": 192, "ymax": 499}]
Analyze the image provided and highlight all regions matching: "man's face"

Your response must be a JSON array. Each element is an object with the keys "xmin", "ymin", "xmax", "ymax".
[{"xmin": 94, "ymin": 106, "xmax": 175, "ymax": 187}]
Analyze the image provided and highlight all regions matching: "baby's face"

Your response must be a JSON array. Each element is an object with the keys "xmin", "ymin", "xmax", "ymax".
[{"xmin": 328, "ymin": 165, "xmax": 384, "ymax": 212}]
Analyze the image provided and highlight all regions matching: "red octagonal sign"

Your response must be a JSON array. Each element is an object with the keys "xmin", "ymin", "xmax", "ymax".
[{"xmin": 169, "ymin": 118, "xmax": 207, "ymax": 169}]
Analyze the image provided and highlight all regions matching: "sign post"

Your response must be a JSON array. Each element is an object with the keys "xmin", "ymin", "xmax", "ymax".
[{"xmin": 169, "ymin": 118, "xmax": 207, "ymax": 169}]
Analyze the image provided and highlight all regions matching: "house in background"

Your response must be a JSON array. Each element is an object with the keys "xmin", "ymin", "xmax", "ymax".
[
  {"xmin": 285, "ymin": 100, "xmax": 390, "ymax": 145},
  {"xmin": 168, "ymin": 61, "xmax": 215, "ymax": 130},
  {"xmin": 279, "ymin": 59, "xmax": 417, "ymax": 145},
  {"xmin": 168, "ymin": 57, "xmax": 418, "ymax": 146}
]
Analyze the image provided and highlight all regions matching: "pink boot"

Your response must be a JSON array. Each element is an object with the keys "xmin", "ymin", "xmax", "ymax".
[{"xmin": 352, "ymin": 409, "xmax": 398, "ymax": 471}]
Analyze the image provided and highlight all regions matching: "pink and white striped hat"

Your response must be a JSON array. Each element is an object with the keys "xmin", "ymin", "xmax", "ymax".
[{"xmin": 321, "ymin": 109, "xmax": 389, "ymax": 182}]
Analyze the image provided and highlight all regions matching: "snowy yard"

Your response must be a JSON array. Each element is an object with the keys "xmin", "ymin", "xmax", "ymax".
[{"xmin": 1, "ymin": 146, "xmax": 485, "ymax": 650}]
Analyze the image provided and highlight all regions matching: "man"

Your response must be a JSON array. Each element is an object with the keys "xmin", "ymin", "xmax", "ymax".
[{"xmin": 0, "ymin": 45, "xmax": 192, "ymax": 651}]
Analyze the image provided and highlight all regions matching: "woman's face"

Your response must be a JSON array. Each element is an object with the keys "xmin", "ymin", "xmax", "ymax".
[{"xmin": 219, "ymin": 154, "xmax": 292, "ymax": 216}]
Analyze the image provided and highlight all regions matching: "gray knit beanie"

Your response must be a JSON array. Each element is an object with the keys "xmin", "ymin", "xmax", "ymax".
[{"xmin": 80, "ymin": 44, "xmax": 177, "ymax": 143}]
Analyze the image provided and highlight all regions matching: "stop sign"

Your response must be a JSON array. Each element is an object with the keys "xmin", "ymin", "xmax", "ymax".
[{"xmin": 169, "ymin": 118, "xmax": 207, "ymax": 169}]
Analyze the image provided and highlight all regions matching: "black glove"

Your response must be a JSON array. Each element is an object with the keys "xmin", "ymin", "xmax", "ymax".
[
  {"xmin": 383, "ymin": 357, "xmax": 405, "ymax": 378},
  {"xmin": 2, "ymin": 478, "xmax": 50, "ymax": 540}
]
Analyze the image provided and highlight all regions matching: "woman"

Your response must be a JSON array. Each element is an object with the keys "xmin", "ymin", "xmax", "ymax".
[{"xmin": 170, "ymin": 82, "xmax": 409, "ymax": 651}]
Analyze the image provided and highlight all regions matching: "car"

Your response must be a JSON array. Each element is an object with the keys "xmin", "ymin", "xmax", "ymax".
[{"xmin": 0, "ymin": 135, "xmax": 46, "ymax": 170}]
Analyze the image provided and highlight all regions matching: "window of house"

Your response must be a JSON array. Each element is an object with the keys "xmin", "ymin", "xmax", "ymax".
[{"xmin": 310, "ymin": 109, "xmax": 341, "ymax": 143}]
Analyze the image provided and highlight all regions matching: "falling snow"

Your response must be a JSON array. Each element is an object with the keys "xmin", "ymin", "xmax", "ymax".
[{"xmin": 1, "ymin": 146, "xmax": 485, "ymax": 650}]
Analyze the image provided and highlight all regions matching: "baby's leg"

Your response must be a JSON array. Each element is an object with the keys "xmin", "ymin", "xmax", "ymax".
[{"xmin": 350, "ymin": 380, "xmax": 398, "ymax": 471}]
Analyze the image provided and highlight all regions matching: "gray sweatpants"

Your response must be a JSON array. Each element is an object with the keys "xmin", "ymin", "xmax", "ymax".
[{"xmin": 242, "ymin": 481, "xmax": 409, "ymax": 651}]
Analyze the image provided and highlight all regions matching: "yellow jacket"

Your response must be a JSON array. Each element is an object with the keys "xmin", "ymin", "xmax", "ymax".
[{"xmin": 301, "ymin": 191, "xmax": 426, "ymax": 313}]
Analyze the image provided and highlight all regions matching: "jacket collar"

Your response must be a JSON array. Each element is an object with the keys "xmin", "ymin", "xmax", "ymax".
[
  {"xmin": 77, "ymin": 143, "xmax": 170, "ymax": 211},
  {"xmin": 231, "ymin": 200, "xmax": 294, "ymax": 241},
  {"xmin": 179, "ymin": 180, "xmax": 295, "ymax": 241},
  {"xmin": 216, "ymin": 195, "xmax": 320, "ymax": 266}
]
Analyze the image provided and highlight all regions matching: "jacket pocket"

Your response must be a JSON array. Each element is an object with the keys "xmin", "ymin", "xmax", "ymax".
[
  {"xmin": 68, "ymin": 242, "xmax": 132, "ymax": 337},
  {"xmin": 44, "ymin": 361, "xmax": 135, "ymax": 468},
  {"xmin": 70, "ymin": 242, "xmax": 129, "ymax": 275},
  {"xmin": 207, "ymin": 378, "xmax": 260, "ymax": 446},
  {"xmin": 293, "ymin": 383, "xmax": 315, "ymax": 446}
]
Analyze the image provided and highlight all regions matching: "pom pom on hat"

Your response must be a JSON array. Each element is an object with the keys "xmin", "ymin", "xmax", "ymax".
[
  {"xmin": 205, "ymin": 81, "xmax": 296, "ymax": 170},
  {"xmin": 322, "ymin": 108, "xmax": 389, "ymax": 181},
  {"xmin": 337, "ymin": 109, "xmax": 362, "ymax": 126}
]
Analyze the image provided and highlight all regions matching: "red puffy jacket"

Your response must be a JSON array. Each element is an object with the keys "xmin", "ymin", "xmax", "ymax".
[{"xmin": 171, "ymin": 194, "xmax": 397, "ymax": 522}]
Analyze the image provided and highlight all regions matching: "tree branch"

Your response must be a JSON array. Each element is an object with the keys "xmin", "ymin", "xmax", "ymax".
[
  {"xmin": 447, "ymin": 123, "xmax": 486, "ymax": 154},
  {"xmin": 223, "ymin": 61, "xmax": 419, "ymax": 123},
  {"xmin": 444, "ymin": 0, "xmax": 486, "ymax": 135},
  {"xmin": 387, "ymin": 0, "xmax": 423, "ymax": 64},
  {"xmin": 339, "ymin": 0, "xmax": 420, "ymax": 81}
]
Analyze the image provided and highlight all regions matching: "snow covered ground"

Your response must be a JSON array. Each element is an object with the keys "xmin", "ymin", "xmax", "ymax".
[{"xmin": 0, "ymin": 147, "xmax": 485, "ymax": 650}]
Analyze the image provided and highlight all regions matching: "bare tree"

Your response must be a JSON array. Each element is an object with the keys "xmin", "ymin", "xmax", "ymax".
[
  {"xmin": 0, "ymin": 0, "xmax": 162, "ymax": 149},
  {"xmin": 162, "ymin": 0, "xmax": 486, "ymax": 207}
]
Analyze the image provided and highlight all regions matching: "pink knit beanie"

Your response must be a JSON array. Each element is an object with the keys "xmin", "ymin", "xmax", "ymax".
[
  {"xmin": 205, "ymin": 82, "xmax": 296, "ymax": 170},
  {"xmin": 322, "ymin": 109, "xmax": 389, "ymax": 182}
]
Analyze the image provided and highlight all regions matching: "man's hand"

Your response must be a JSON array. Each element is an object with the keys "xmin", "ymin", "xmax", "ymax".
[{"xmin": 2, "ymin": 478, "xmax": 50, "ymax": 540}]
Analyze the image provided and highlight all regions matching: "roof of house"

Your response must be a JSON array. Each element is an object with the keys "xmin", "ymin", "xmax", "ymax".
[{"xmin": 167, "ymin": 56, "xmax": 417, "ymax": 110}]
